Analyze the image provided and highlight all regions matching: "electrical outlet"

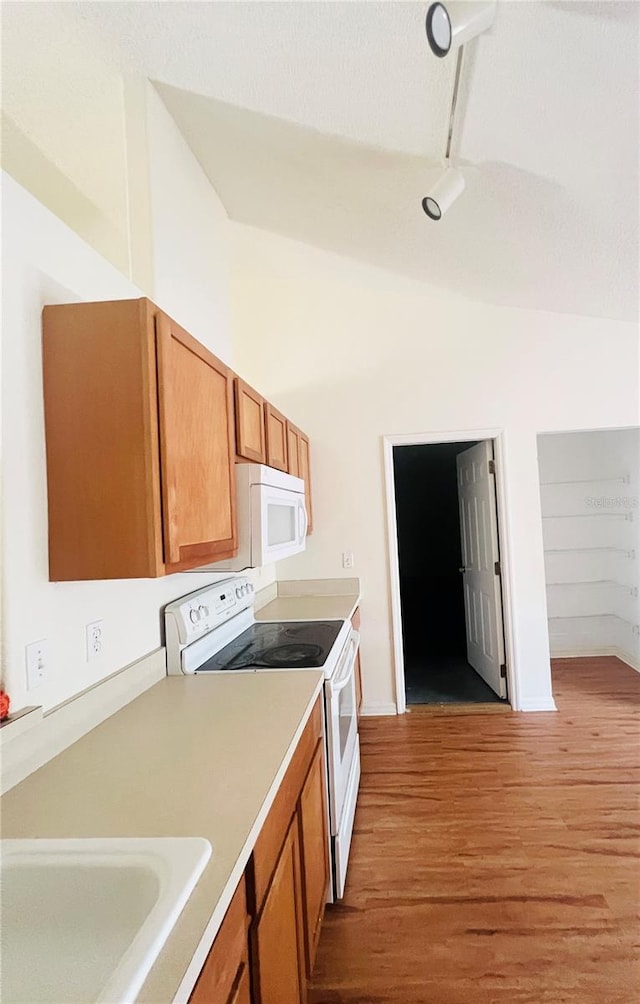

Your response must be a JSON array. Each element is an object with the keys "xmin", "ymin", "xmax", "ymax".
[
  {"xmin": 86, "ymin": 621, "xmax": 104, "ymax": 661},
  {"xmin": 26, "ymin": 640, "xmax": 49, "ymax": 690},
  {"xmin": 342, "ymin": 552, "xmax": 354, "ymax": 570}
]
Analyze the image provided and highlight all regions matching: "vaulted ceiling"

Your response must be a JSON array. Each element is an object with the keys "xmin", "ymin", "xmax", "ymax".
[{"xmin": 11, "ymin": 2, "xmax": 640, "ymax": 320}]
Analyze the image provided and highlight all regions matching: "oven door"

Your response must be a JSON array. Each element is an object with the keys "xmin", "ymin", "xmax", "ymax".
[
  {"xmin": 324, "ymin": 628, "xmax": 360, "ymax": 836},
  {"xmin": 250, "ymin": 483, "xmax": 307, "ymax": 565}
]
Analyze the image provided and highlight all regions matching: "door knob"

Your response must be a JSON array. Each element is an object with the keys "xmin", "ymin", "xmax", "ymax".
[{"xmin": 459, "ymin": 566, "xmax": 470, "ymax": 573}]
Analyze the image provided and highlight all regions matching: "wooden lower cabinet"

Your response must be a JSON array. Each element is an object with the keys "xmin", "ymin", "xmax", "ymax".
[
  {"xmin": 189, "ymin": 876, "xmax": 250, "ymax": 1004},
  {"xmin": 297, "ymin": 743, "xmax": 329, "ymax": 975},
  {"xmin": 190, "ymin": 699, "xmax": 329, "ymax": 1004},
  {"xmin": 253, "ymin": 821, "xmax": 306, "ymax": 1004}
]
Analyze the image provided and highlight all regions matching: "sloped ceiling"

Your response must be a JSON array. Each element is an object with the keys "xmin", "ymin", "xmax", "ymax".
[{"xmin": 22, "ymin": 2, "xmax": 640, "ymax": 320}]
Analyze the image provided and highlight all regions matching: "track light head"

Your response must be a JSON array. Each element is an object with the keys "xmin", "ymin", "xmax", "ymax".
[
  {"xmin": 426, "ymin": 1, "xmax": 496, "ymax": 58},
  {"xmin": 421, "ymin": 167, "xmax": 465, "ymax": 220}
]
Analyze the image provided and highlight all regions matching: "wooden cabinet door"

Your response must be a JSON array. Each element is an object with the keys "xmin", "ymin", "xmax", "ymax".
[
  {"xmin": 235, "ymin": 377, "xmax": 266, "ymax": 463},
  {"xmin": 229, "ymin": 963, "xmax": 252, "ymax": 1004},
  {"xmin": 254, "ymin": 823, "xmax": 305, "ymax": 1004},
  {"xmin": 298, "ymin": 742, "xmax": 330, "ymax": 977},
  {"xmin": 287, "ymin": 423, "xmax": 301, "ymax": 477},
  {"xmin": 189, "ymin": 876, "xmax": 249, "ymax": 1004},
  {"xmin": 156, "ymin": 312, "xmax": 237, "ymax": 571},
  {"xmin": 265, "ymin": 403, "xmax": 289, "ymax": 473},
  {"xmin": 297, "ymin": 434, "xmax": 313, "ymax": 535}
]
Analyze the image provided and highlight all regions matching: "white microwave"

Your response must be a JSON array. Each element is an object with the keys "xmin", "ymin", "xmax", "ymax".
[{"xmin": 201, "ymin": 464, "xmax": 307, "ymax": 571}]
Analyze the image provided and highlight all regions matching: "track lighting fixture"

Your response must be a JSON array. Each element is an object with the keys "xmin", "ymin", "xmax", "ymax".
[
  {"xmin": 421, "ymin": 167, "xmax": 465, "ymax": 220},
  {"xmin": 422, "ymin": 2, "xmax": 496, "ymax": 219},
  {"xmin": 426, "ymin": 1, "xmax": 496, "ymax": 59}
]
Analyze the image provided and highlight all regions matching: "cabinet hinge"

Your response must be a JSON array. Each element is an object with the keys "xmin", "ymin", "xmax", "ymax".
[
  {"xmin": 494, "ymin": 560, "xmax": 501, "ymax": 576},
  {"xmin": 488, "ymin": 459, "xmax": 496, "ymax": 475},
  {"xmin": 500, "ymin": 664, "xmax": 507, "ymax": 679}
]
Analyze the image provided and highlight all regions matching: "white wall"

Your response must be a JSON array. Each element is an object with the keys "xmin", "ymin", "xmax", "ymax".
[
  {"xmin": 538, "ymin": 429, "xmax": 640, "ymax": 667},
  {"xmin": 146, "ymin": 86, "xmax": 232, "ymax": 363},
  {"xmin": 230, "ymin": 224, "xmax": 640, "ymax": 713},
  {"xmin": 0, "ymin": 165, "xmax": 272, "ymax": 715},
  {"xmin": 0, "ymin": 2, "xmax": 130, "ymax": 275}
]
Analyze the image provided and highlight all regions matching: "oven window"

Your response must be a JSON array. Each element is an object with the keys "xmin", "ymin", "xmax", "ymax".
[
  {"xmin": 267, "ymin": 504, "xmax": 296, "ymax": 547},
  {"xmin": 338, "ymin": 679, "xmax": 355, "ymax": 760}
]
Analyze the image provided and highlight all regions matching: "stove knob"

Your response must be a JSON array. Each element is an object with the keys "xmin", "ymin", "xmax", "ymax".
[
  {"xmin": 189, "ymin": 608, "xmax": 199, "ymax": 624},
  {"xmin": 198, "ymin": 605, "xmax": 209, "ymax": 618},
  {"xmin": 235, "ymin": 586, "xmax": 243, "ymax": 598},
  {"xmin": 247, "ymin": 583, "xmax": 254, "ymax": 593}
]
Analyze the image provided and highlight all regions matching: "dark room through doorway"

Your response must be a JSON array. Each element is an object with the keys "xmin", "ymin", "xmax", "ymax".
[{"xmin": 393, "ymin": 441, "xmax": 508, "ymax": 706}]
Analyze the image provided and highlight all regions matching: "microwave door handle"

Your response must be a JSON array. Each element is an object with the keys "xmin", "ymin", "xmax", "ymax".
[
  {"xmin": 298, "ymin": 500, "xmax": 308, "ymax": 542},
  {"xmin": 330, "ymin": 631, "xmax": 360, "ymax": 693}
]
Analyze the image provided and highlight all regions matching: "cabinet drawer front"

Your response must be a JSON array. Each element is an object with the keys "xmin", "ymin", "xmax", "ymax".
[
  {"xmin": 189, "ymin": 875, "xmax": 248, "ymax": 1003},
  {"xmin": 251, "ymin": 700, "xmax": 323, "ymax": 914},
  {"xmin": 156, "ymin": 312, "xmax": 237, "ymax": 569}
]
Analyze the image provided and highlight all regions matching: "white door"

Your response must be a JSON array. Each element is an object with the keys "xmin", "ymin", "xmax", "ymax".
[{"xmin": 456, "ymin": 441, "xmax": 507, "ymax": 698}]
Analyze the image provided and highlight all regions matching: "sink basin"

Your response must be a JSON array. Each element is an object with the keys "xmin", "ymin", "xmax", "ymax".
[{"xmin": 0, "ymin": 837, "xmax": 212, "ymax": 1003}]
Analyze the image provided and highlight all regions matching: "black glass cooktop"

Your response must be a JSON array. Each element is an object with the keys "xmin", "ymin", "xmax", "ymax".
[{"xmin": 198, "ymin": 620, "xmax": 343, "ymax": 671}]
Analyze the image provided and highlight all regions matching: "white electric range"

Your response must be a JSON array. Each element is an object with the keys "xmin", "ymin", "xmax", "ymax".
[{"xmin": 164, "ymin": 577, "xmax": 361, "ymax": 900}]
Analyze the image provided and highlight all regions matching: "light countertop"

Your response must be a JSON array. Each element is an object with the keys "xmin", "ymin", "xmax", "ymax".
[
  {"xmin": 0, "ymin": 670, "xmax": 324, "ymax": 1003},
  {"xmin": 255, "ymin": 578, "xmax": 361, "ymax": 623},
  {"xmin": 256, "ymin": 594, "xmax": 359, "ymax": 622}
]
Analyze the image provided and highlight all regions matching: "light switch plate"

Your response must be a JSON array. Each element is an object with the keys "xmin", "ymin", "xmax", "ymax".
[{"xmin": 26, "ymin": 640, "xmax": 48, "ymax": 690}]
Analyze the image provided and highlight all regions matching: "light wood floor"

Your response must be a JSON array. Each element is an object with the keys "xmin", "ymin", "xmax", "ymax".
[{"xmin": 310, "ymin": 657, "xmax": 640, "ymax": 1003}]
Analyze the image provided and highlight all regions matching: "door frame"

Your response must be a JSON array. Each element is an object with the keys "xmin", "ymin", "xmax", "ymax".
[{"xmin": 383, "ymin": 428, "xmax": 518, "ymax": 713}]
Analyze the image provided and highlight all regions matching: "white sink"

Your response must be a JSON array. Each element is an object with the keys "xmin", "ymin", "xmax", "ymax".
[{"xmin": 0, "ymin": 836, "xmax": 212, "ymax": 1003}]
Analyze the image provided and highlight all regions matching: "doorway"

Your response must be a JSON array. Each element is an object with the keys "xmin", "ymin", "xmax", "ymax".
[
  {"xmin": 388, "ymin": 437, "xmax": 510, "ymax": 709},
  {"xmin": 537, "ymin": 427, "xmax": 639, "ymax": 672}
]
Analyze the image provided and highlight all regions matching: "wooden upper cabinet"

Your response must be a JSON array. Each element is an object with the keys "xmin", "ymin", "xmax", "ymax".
[
  {"xmin": 265, "ymin": 403, "xmax": 289, "ymax": 472},
  {"xmin": 287, "ymin": 422, "xmax": 301, "ymax": 478},
  {"xmin": 234, "ymin": 377, "xmax": 266, "ymax": 463},
  {"xmin": 156, "ymin": 312, "xmax": 237, "ymax": 571},
  {"xmin": 297, "ymin": 433, "xmax": 313, "ymax": 535},
  {"xmin": 42, "ymin": 298, "xmax": 237, "ymax": 580}
]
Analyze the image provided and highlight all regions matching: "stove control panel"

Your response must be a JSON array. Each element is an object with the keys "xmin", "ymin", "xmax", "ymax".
[{"xmin": 165, "ymin": 576, "xmax": 254, "ymax": 647}]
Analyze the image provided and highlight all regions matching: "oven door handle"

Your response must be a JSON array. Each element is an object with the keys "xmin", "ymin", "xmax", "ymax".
[{"xmin": 330, "ymin": 630, "xmax": 360, "ymax": 694}]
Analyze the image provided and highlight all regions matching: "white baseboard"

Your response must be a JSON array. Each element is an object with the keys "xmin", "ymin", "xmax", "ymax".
[
  {"xmin": 517, "ymin": 697, "xmax": 558, "ymax": 713},
  {"xmin": 551, "ymin": 646, "xmax": 616, "ymax": 659},
  {"xmin": 551, "ymin": 647, "xmax": 640, "ymax": 673},
  {"xmin": 0, "ymin": 648, "xmax": 166, "ymax": 795},
  {"xmin": 360, "ymin": 702, "xmax": 398, "ymax": 717},
  {"xmin": 615, "ymin": 649, "xmax": 640, "ymax": 672}
]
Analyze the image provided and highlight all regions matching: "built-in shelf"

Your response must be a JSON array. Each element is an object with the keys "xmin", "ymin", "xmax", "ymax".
[
  {"xmin": 540, "ymin": 474, "xmax": 630, "ymax": 486},
  {"xmin": 542, "ymin": 512, "xmax": 633, "ymax": 520},
  {"xmin": 548, "ymin": 613, "xmax": 637, "ymax": 626},
  {"xmin": 546, "ymin": 579, "xmax": 630, "ymax": 588},
  {"xmin": 545, "ymin": 546, "xmax": 635, "ymax": 555}
]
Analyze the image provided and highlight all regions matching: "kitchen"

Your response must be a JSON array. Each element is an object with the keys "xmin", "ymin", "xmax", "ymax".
[{"xmin": 1, "ymin": 2, "xmax": 639, "ymax": 1002}]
